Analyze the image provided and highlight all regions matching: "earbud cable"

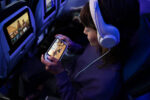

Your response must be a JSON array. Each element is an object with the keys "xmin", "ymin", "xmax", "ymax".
[{"xmin": 74, "ymin": 49, "xmax": 111, "ymax": 79}]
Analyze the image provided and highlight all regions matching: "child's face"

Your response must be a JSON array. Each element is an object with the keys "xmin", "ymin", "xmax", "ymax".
[{"xmin": 83, "ymin": 27, "xmax": 99, "ymax": 47}]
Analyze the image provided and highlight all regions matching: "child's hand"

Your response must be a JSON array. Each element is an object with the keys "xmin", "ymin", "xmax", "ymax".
[{"xmin": 41, "ymin": 54, "xmax": 64, "ymax": 74}]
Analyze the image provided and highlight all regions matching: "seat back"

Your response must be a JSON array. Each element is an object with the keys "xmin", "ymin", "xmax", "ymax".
[
  {"xmin": 0, "ymin": 1, "xmax": 36, "ymax": 79},
  {"xmin": 123, "ymin": 13, "xmax": 150, "ymax": 98},
  {"xmin": 28, "ymin": 0, "xmax": 58, "ymax": 44}
]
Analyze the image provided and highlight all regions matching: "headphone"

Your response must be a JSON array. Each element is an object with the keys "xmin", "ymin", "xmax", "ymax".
[{"xmin": 89, "ymin": 0, "xmax": 120, "ymax": 48}]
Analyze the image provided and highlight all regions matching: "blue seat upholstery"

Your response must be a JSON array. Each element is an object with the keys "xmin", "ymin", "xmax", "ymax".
[
  {"xmin": 28, "ymin": 0, "xmax": 58, "ymax": 44},
  {"xmin": 123, "ymin": 13, "xmax": 150, "ymax": 98},
  {"xmin": 0, "ymin": 1, "xmax": 36, "ymax": 79}
]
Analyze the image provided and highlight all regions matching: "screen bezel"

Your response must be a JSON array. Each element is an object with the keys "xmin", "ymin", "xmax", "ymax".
[
  {"xmin": 44, "ymin": 0, "xmax": 56, "ymax": 19},
  {"xmin": 3, "ymin": 8, "xmax": 33, "ymax": 55},
  {"xmin": 46, "ymin": 38, "xmax": 67, "ymax": 61}
]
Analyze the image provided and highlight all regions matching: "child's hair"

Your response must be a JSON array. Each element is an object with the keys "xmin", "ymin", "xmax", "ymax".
[{"xmin": 80, "ymin": 2, "xmax": 96, "ymax": 30}]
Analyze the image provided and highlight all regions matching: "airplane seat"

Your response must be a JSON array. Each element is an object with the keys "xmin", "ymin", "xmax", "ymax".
[
  {"xmin": 27, "ymin": 0, "xmax": 38, "ymax": 16},
  {"xmin": 123, "ymin": 13, "xmax": 150, "ymax": 99},
  {"xmin": 0, "ymin": 1, "xmax": 36, "ymax": 79},
  {"xmin": 56, "ymin": 0, "xmax": 89, "ymax": 18},
  {"xmin": 56, "ymin": 0, "xmax": 68, "ymax": 17},
  {"xmin": 139, "ymin": 0, "xmax": 150, "ymax": 15},
  {"xmin": 28, "ymin": 0, "xmax": 58, "ymax": 44}
]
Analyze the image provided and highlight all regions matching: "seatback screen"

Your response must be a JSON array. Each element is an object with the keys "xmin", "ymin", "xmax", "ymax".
[
  {"xmin": 4, "ymin": 8, "xmax": 33, "ymax": 54},
  {"xmin": 46, "ymin": 0, "xmax": 55, "ymax": 12},
  {"xmin": 7, "ymin": 12, "xmax": 30, "ymax": 45},
  {"xmin": 44, "ymin": 0, "xmax": 56, "ymax": 19}
]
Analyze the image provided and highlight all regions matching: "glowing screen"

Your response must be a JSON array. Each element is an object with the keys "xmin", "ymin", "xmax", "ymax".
[
  {"xmin": 46, "ymin": 0, "xmax": 55, "ymax": 12},
  {"xmin": 48, "ymin": 39, "xmax": 67, "ymax": 60},
  {"xmin": 6, "ymin": 12, "xmax": 30, "ymax": 45}
]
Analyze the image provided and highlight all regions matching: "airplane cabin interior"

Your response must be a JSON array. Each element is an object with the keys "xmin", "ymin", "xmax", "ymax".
[{"xmin": 0, "ymin": 0, "xmax": 150, "ymax": 100}]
